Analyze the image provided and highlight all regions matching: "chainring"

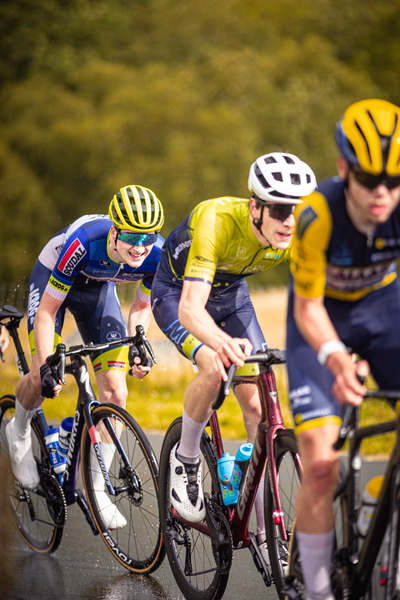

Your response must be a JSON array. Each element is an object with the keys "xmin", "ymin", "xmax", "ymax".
[
  {"xmin": 211, "ymin": 508, "xmax": 233, "ymax": 575},
  {"xmin": 38, "ymin": 467, "xmax": 67, "ymax": 527}
]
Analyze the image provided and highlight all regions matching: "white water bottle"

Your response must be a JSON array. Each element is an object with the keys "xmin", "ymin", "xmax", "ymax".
[
  {"xmin": 44, "ymin": 427, "xmax": 66, "ymax": 483},
  {"xmin": 357, "ymin": 475, "xmax": 384, "ymax": 537},
  {"xmin": 58, "ymin": 416, "xmax": 74, "ymax": 460}
]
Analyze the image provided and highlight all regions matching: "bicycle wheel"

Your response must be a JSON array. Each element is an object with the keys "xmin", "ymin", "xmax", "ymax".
[
  {"xmin": 81, "ymin": 403, "xmax": 164, "ymax": 574},
  {"xmin": 0, "ymin": 395, "xmax": 63, "ymax": 553},
  {"xmin": 265, "ymin": 429, "xmax": 301, "ymax": 595},
  {"xmin": 158, "ymin": 418, "xmax": 230, "ymax": 600}
]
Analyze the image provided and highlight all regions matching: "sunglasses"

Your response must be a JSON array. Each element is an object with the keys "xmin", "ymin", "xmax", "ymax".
[
  {"xmin": 116, "ymin": 231, "xmax": 158, "ymax": 246},
  {"xmin": 265, "ymin": 203, "xmax": 295, "ymax": 222},
  {"xmin": 350, "ymin": 167, "xmax": 400, "ymax": 191}
]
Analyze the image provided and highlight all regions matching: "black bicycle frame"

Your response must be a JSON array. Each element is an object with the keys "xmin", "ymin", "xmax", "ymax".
[{"xmin": 337, "ymin": 406, "xmax": 399, "ymax": 600}]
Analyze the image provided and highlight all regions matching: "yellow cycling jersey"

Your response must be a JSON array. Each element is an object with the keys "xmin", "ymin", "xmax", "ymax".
[
  {"xmin": 164, "ymin": 196, "xmax": 290, "ymax": 286},
  {"xmin": 291, "ymin": 177, "xmax": 400, "ymax": 301}
]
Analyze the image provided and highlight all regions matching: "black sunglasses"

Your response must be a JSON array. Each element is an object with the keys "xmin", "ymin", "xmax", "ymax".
[
  {"xmin": 265, "ymin": 203, "xmax": 295, "ymax": 222},
  {"xmin": 350, "ymin": 167, "xmax": 400, "ymax": 191}
]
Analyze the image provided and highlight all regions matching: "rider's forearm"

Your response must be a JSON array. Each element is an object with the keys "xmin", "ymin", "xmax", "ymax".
[
  {"xmin": 33, "ymin": 308, "xmax": 58, "ymax": 367},
  {"xmin": 127, "ymin": 296, "xmax": 152, "ymax": 336}
]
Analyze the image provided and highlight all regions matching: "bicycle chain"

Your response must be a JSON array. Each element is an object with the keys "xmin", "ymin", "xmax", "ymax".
[{"xmin": 38, "ymin": 462, "xmax": 67, "ymax": 527}]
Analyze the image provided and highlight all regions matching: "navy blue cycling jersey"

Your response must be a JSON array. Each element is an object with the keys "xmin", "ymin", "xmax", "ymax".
[
  {"xmin": 291, "ymin": 177, "xmax": 400, "ymax": 301},
  {"xmin": 287, "ymin": 176, "xmax": 400, "ymax": 434},
  {"xmin": 38, "ymin": 214, "xmax": 164, "ymax": 303}
]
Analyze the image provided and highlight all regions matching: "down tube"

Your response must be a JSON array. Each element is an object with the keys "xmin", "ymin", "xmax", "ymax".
[{"xmin": 231, "ymin": 427, "xmax": 267, "ymax": 548}]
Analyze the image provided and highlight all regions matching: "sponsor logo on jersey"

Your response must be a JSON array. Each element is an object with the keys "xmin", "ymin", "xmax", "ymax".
[
  {"xmin": 107, "ymin": 360, "xmax": 125, "ymax": 370},
  {"xmin": 48, "ymin": 275, "xmax": 70, "ymax": 294},
  {"xmin": 27, "ymin": 285, "xmax": 41, "ymax": 325},
  {"xmin": 106, "ymin": 331, "xmax": 122, "ymax": 341},
  {"xmin": 172, "ymin": 240, "xmax": 192, "ymax": 260},
  {"xmin": 93, "ymin": 361, "xmax": 102, "ymax": 373},
  {"xmin": 100, "ymin": 259, "xmax": 111, "ymax": 268},
  {"xmin": 297, "ymin": 206, "xmax": 317, "ymax": 239},
  {"xmin": 58, "ymin": 238, "xmax": 87, "ymax": 276}
]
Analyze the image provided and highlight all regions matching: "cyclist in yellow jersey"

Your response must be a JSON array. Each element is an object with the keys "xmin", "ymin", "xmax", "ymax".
[
  {"xmin": 152, "ymin": 152, "xmax": 316, "ymax": 561},
  {"xmin": 286, "ymin": 99, "xmax": 400, "ymax": 600}
]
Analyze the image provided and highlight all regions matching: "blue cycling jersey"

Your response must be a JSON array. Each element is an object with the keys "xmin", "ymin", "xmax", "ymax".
[{"xmin": 38, "ymin": 214, "xmax": 164, "ymax": 303}]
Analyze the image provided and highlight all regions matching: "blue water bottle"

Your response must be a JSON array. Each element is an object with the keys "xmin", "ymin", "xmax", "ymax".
[
  {"xmin": 217, "ymin": 453, "xmax": 237, "ymax": 506},
  {"xmin": 44, "ymin": 426, "xmax": 66, "ymax": 484},
  {"xmin": 231, "ymin": 443, "xmax": 253, "ymax": 492}
]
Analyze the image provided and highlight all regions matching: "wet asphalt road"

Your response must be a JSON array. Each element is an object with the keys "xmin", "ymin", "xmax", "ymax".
[{"xmin": 5, "ymin": 434, "xmax": 386, "ymax": 600}]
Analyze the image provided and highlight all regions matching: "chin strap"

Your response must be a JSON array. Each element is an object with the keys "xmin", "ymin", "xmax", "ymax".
[{"xmin": 252, "ymin": 205, "xmax": 271, "ymax": 247}]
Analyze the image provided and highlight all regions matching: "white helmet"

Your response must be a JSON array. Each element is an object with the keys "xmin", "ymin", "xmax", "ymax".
[{"xmin": 248, "ymin": 152, "xmax": 316, "ymax": 204}]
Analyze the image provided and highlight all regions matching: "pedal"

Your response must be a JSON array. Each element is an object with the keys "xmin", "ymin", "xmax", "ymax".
[
  {"xmin": 75, "ymin": 489, "xmax": 99, "ymax": 535},
  {"xmin": 249, "ymin": 531, "xmax": 272, "ymax": 587}
]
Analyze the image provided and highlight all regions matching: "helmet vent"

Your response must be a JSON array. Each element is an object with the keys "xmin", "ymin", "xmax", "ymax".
[
  {"xmin": 272, "ymin": 171, "xmax": 283, "ymax": 182},
  {"xmin": 355, "ymin": 119, "xmax": 372, "ymax": 163},
  {"xmin": 264, "ymin": 156, "xmax": 277, "ymax": 165},
  {"xmin": 283, "ymin": 155, "xmax": 295, "ymax": 164},
  {"xmin": 290, "ymin": 173, "xmax": 301, "ymax": 185}
]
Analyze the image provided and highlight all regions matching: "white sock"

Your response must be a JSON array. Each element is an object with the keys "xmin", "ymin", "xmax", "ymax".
[
  {"xmin": 177, "ymin": 409, "xmax": 208, "ymax": 463},
  {"xmin": 91, "ymin": 442, "xmax": 116, "ymax": 491},
  {"xmin": 296, "ymin": 529, "xmax": 335, "ymax": 600},
  {"xmin": 255, "ymin": 478, "xmax": 266, "ymax": 543},
  {"xmin": 14, "ymin": 399, "xmax": 36, "ymax": 438}
]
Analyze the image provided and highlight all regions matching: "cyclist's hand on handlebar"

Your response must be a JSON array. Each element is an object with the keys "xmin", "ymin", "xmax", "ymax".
[
  {"xmin": 39, "ymin": 363, "xmax": 62, "ymax": 399},
  {"xmin": 128, "ymin": 344, "xmax": 153, "ymax": 379},
  {"xmin": 331, "ymin": 357, "xmax": 369, "ymax": 406},
  {"xmin": 214, "ymin": 337, "xmax": 252, "ymax": 382}
]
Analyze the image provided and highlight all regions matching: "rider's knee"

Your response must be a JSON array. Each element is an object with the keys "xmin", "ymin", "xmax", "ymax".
[
  {"xmin": 305, "ymin": 458, "xmax": 339, "ymax": 496},
  {"xmin": 98, "ymin": 375, "xmax": 128, "ymax": 407}
]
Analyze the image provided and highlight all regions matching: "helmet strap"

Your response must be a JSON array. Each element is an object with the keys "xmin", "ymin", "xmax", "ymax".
[
  {"xmin": 252, "ymin": 205, "xmax": 271, "ymax": 247},
  {"xmin": 114, "ymin": 228, "xmax": 121, "ymax": 249}
]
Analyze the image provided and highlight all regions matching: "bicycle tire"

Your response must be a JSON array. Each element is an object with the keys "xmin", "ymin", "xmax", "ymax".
[
  {"xmin": 158, "ymin": 417, "xmax": 230, "ymax": 600},
  {"xmin": 0, "ymin": 394, "xmax": 63, "ymax": 554},
  {"xmin": 264, "ymin": 429, "xmax": 301, "ymax": 594},
  {"xmin": 81, "ymin": 403, "xmax": 164, "ymax": 574}
]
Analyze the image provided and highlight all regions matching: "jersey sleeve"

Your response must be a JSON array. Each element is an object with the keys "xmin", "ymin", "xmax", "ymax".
[
  {"xmin": 45, "ymin": 229, "xmax": 90, "ymax": 301},
  {"xmin": 184, "ymin": 208, "xmax": 228, "ymax": 284},
  {"xmin": 290, "ymin": 191, "xmax": 332, "ymax": 298}
]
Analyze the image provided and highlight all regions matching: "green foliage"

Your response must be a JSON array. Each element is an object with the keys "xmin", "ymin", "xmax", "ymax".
[{"xmin": 0, "ymin": 0, "xmax": 398, "ymax": 283}]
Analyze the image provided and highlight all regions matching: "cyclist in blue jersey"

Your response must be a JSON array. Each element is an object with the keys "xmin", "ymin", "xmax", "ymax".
[
  {"xmin": 151, "ymin": 152, "xmax": 316, "ymax": 561},
  {"xmin": 286, "ymin": 99, "xmax": 400, "ymax": 600},
  {"xmin": 7, "ymin": 185, "xmax": 164, "ymax": 529}
]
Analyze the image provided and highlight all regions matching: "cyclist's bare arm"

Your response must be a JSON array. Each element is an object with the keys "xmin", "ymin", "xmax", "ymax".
[
  {"xmin": 293, "ymin": 292, "xmax": 367, "ymax": 405},
  {"xmin": 127, "ymin": 291, "xmax": 153, "ymax": 378},
  {"xmin": 33, "ymin": 290, "xmax": 64, "ymax": 396},
  {"xmin": 179, "ymin": 279, "xmax": 252, "ymax": 380}
]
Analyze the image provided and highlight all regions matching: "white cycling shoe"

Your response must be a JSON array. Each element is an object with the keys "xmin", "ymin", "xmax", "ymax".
[
  {"xmin": 6, "ymin": 418, "xmax": 40, "ymax": 488},
  {"xmin": 258, "ymin": 540, "xmax": 271, "ymax": 569},
  {"xmin": 169, "ymin": 443, "xmax": 205, "ymax": 523},
  {"xmin": 94, "ymin": 490, "xmax": 127, "ymax": 530}
]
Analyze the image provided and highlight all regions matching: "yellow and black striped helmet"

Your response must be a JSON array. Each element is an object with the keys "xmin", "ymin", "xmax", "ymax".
[
  {"xmin": 109, "ymin": 185, "xmax": 164, "ymax": 232},
  {"xmin": 335, "ymin": 99, "xmax": 400, "ymax": 176}
]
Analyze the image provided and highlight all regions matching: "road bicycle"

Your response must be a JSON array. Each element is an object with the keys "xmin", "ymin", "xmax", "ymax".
[
  {"xmin": 158, "ymin": 348, "xmax": 303, "ymax": 600},
  {"xmin": 0, "ymin": 304, "xmax": 165, "ymax": 574},
  {"xmin": 284, "ymin": 389, "xmax": 400, "ymax": 600}
]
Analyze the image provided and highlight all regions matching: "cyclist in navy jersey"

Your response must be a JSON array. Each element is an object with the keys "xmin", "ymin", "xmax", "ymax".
[
  {"xmin": 7, "ymin": 185, "xmax": 164, "ymax": 529},
  {"xmin": 287, "ymin": 99, "xmax": 400, "ymax": 600}
]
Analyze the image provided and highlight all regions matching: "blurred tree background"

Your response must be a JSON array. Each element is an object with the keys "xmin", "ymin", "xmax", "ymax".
[{"xmin": 1, "ymin": 0, "xmax": 399, "ymax": 291}]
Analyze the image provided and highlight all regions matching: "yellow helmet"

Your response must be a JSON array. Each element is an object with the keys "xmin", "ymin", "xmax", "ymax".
[
  {"xmin": 109, "ymin": 185, "xmax": 164, "ymax": 232},
  {"xmin": 335, "ymin": 99, "xmax": 400, "ymax": 176}
]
